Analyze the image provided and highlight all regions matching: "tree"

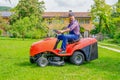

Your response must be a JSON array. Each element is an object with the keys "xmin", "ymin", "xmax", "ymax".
[
  {"xmin": 10, "ymin": 0, "xmax": 45, "ymax": 24},
  {"xmin": 9, "ymin": 0, "xmax": 48, "ymax": 39},
  {"xmin": 112, "ymin": 0, "xmax": 120, "ymax": 43},
  {"xmin": 112, "ymin": 0, "xmax": 120, "ymax": 27},
  {"xmin": 91, "ymin": 0, "xmax": 112, "ymax": 33}
]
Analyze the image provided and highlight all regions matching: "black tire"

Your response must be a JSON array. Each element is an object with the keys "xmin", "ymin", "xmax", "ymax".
[
  {"xmin": 36, "ymin": 57, "xmax": 48, "ymax": 67},
  {"xmin": 30, "ymin": 57, "xmax": 35, "ymax": 63},
  {"xmin": 70, "ymin": 51, "xmax": 85, "ymax": 65}
]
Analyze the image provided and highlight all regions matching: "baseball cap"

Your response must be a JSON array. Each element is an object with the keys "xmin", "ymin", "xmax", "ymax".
[{"xmin": 69, "ymin": 12, "xmax": 74, "ymax": 17}]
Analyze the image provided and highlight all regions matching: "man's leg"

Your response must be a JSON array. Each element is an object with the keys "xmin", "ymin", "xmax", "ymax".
[
  {"xmin": 57, "ymin": 34, "xmax": 63, "ymax": 40},
  {"xmin": 61, "ymin": 34, "xmax": 78, "ymax": 51},
  {"xmin": 61, "ymin": 35, "xmax": 67, "ymax": 51}
]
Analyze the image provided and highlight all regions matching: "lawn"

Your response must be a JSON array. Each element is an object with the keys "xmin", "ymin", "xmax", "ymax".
[
  {"xmin": 99, "ymin": 42, "xmax": 120, "ymax": 50},
  {"xmin": 0, "ymin": 37, "xmax": 120, "ymax": 80},
  {"xmin": 100, "ymin": 39, "xmax": 120, "ymax": 46}
]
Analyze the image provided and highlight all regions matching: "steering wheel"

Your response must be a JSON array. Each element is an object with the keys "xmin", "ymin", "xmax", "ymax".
[
  {"xmin": 52, "ymin": 29, "xmax": 63, "ymax": 37},
  {"xmin": 53, "ymin": 29, "xmax": 60, "ymax": 34}
]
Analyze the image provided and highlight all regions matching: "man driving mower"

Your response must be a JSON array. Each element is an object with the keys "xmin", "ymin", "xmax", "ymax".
[
  {"xmin": 30, "ymin": 11, "xmax": 98, "ymax": 67},
  {"xmin": 57, "ymin": 12, "xmax": 80, "ymax": 54}
]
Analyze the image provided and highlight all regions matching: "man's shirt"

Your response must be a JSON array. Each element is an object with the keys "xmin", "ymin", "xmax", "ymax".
[{"xmin": 67, "ymin": 20, "xmax": 80, "ymax": 35}]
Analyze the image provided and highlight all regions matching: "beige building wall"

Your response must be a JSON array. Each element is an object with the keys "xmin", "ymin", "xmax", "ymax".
[{"xmin": 44, "ymin": 17, "xmax": 93, "ymax": 31}]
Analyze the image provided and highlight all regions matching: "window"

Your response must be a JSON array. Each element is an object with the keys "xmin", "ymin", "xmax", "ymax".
[
  {"xmin": 85, "ymin": 19, "xmax": 90, "ymax": 24},
  {"xmin": 51, "ymin": 18, "xmax": 64, "ymax": 24},
  {"xmin": 79, "ymin": 19, "xmax": 85, "ymax": 24}
]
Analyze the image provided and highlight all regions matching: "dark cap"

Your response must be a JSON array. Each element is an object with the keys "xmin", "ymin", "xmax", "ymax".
[
  {"xmin": 69, "ymin": 12, "xmax": 74, "ymax": 17},
  {"xmin": 69, "ymin": 10, "xmax": 74, "ymax": 17}
]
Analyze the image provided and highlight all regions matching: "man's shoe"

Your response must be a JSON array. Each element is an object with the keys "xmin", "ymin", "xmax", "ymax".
[{"xmin": 59, "ymin": 51, "xmax": 66, "ymax": 54}]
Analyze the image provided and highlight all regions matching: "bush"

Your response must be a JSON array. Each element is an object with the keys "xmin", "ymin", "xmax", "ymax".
[
  {"xmin": 0, "ymin": 30, "xmax": 2, "ymax": 36},
  {"xmin": 12, "ymin": 32, "xmax": 21, "ymax": 38},
  {"xmin": 32, "ymin": 30, "xmax": 47, "ymax": 39},
  {"xmin": 90, "ymin": 25, "xmax": 100, "ymax": 35},
  {"xmin": 24, "ymin": 31, "xmax": 33, "ymax": 39},
  {"xmin": 114, "ymin": 30, "xmax": 120, "ymax": 43},
  {"xmin": 9, "ymin": 15, "xmax": 48, "ymax": 39},
  {"xmin": 25, "ymin": 30, "xmax": 47, "ymax": 39},
  {"xmin": 80, "ymin": 27, "xmax": 85, "ymax": 33}
]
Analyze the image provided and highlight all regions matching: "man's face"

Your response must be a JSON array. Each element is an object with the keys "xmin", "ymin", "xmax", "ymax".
[{"xmin": 69, "ymin": 16, "xmax": 74, "ymax": 22}]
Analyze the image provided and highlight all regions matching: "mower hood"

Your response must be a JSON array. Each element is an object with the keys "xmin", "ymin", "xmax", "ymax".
[{"xmin": 30, "ymin": 38, "xmax": 57, "ymax": 56}]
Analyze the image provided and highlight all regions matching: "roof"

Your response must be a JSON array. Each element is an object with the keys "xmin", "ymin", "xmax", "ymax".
[
  {"xmin": 42, "ymin": 12, "xmax": 91, "ymax": 18},
  {"xmin": 0, "ymin": 11, "xmax": 91, "ymax": 18},
  {"xmin": 0, "ymin": 11, "xmax": 12, "ymax": 18}
]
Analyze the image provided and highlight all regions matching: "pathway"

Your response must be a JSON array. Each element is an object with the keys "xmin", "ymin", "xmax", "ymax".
[{"xmin": 98, "ymin": 45, "xmax": 120, "ymax": 53}]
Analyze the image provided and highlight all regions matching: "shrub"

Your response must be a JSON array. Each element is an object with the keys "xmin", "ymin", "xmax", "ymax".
[
  {"xmin": 114, "ymin": 30, "xmax": 120, "ymax": 43},
  {"xmin": 9, "ymin": 15, "xmax": 48, "ymax": 39},
  {"xmin": 24, "ymin": 31, "xmax": 33, "ymax": 39},
  {"xmin": 0, "ymin": 30, "xmax": 2, "ymax": 36},
  {"xmin": 80, "ymin": 27, "xmax": 85, "ymax": 33},
  {"xmin": 12, "ymin": 32, "xmax": 20, "ymax": 38}
]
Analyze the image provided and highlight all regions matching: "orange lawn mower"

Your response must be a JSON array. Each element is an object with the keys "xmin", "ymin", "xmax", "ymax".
[{"xmin": 29, "ymin": 30, "xmax": 98, "ymax": 67}]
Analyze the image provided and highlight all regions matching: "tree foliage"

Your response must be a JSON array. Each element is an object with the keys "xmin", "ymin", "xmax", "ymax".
[
  {"xmin": 112, "ymin": 0, "xmax": 120, "ymax": 42},
  {"xmin": 112, "ymin": 0, "xmax": 120, "ymax": 27},
  {"xmin": 9, "ymin": 0, "xmax": 48, "ymax": 39},
  {"xmin": 10, "ymin": 0, "xmax": 45, "ymax": 23},
  {"xmin": 91, "ymin": 0, "xmax": 120, "ymax": 42},
  {"xmin": 10, "ymin": 15, "xmax": 47, "ymax": 39},
  {"xmin": 91, "ymin": 0, "xmax": 112, "ymax": 33}
]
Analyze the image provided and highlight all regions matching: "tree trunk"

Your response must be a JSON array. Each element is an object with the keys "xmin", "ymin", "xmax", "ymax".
[
  {"xmin": 22, "ymin": 32, "xmax": 25, "ymax": 40},
  {"xmin": 103, "ymin": 18, "xmax": 110, "ymax": 33}
]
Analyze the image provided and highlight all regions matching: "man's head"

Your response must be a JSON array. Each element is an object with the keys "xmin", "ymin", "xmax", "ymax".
[{"xmin": 69, "ymin": 11, "xmax": 75, "ymax": 23}]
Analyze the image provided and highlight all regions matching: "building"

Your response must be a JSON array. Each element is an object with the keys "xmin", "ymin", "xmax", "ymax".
[
  {"xmin": 0, "ymin": 11, "xmax": 12, "ymax": 22},
  {"xmin": 43, "ymin": 12, "xmax": 93, "ymax": 31},
  {"xmin": 0, "ymin": 11, "xmax": 12, "ymax": 36}
]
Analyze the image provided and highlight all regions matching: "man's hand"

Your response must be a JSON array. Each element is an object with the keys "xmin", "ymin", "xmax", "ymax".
[
  {"xmin": 57, "ymin": 30, "xmax": 64, "ymax": 34},
  {"xmin": 57, "ymin": 28, "xmax": 70, "ymax": 34}
]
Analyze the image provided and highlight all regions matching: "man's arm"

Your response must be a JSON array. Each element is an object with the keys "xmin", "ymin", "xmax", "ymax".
[
  {"xmin": 58, "ymin": 21, "xmax": 78, "ymax": 33},
  {"xmin": 58, "ymin": 28, "xmax": 70, "ymax": 34}
]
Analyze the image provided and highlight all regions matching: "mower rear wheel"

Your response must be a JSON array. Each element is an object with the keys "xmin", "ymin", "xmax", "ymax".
[
  {"xmin": 70, "ymin": 51, "xmax": 85, "ymax": 65},
  {"xmin": 36, "ymin": 57, "xmax": 48, "ymax": 67}
]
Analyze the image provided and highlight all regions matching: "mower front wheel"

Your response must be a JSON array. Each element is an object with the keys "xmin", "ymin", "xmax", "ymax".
[
  {"xmin": 30, "ymin": 57, "xmax": 35, "ymax": 63},
  {"xmin": 36, "ymin": 57, "xmax": 48, "ymax": 67},
  {"xmin": 70, "ymin": 51, "xmax": 85, "ymax": 65}
]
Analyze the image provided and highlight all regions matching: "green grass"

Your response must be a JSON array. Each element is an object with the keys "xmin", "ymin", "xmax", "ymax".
[
  {"xmin": 0, "ymin": 37, "xmax": 120, "ymax": 80},
  {"xmin": 100, "ymin": 39, "xmax": 120, "ymax": 46},
  {"xmin": 99, "ymin": 42, "xmax": 120, "ymax": 50}
]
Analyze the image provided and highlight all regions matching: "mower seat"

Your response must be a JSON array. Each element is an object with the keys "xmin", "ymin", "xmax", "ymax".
[{"xmin": 68, "ymin": 38, "xmax": 80, "ymax": 44}]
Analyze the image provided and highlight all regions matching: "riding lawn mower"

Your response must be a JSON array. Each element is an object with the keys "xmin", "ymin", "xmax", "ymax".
[{"xmin": 29, "ymin": 30, "xmax": 98, "ymax": 67}]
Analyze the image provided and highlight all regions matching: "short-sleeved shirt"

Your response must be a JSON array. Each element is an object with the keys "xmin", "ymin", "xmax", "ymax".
[{"xmin": 67, "ymin": 20, "xmax": 80, "ymax": 35}]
